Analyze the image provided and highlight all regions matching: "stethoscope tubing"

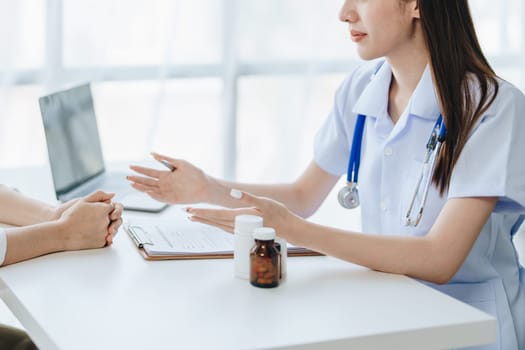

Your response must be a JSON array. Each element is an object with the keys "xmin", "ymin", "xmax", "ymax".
[
  {"xmin": 346, "ymin": 114, "xmax": 366, "ymax": 185},
  {"xmin": 340, "ymin": 113, "xmax": 446, "ymax": 227}
]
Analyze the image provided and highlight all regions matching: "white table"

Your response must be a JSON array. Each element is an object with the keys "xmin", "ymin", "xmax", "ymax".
[{"xmin": 0, "ymin": 166, "xmax": 496, "ymax": 349}]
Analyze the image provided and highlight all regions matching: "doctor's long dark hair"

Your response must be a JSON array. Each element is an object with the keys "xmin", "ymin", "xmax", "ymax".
[{"xmin": 417, "ymin": 0, "xmax": 499, "ymax": 195}]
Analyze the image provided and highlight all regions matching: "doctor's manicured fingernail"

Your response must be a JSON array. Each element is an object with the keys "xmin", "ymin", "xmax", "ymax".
[{"xmin": 230, "ymin": 189, "xmax": 242, "ymax": 199}]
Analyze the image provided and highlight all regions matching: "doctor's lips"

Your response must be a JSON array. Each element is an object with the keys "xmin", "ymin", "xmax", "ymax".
[{"xmin": 350, "ymin": 30, "xmax": 367, "ymax": 42}]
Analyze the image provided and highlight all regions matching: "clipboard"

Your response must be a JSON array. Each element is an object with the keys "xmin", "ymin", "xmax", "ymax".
[{"xmin": 124, "ymin": 220, "xmax": 322, "ymax": 261}]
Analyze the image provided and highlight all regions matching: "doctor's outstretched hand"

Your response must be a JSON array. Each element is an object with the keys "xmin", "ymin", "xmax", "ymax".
[
  {"xmin": 128, "ymin": 152, "xmax": 211, "ymax": 205},
  {"xmin": 186, "ymin": 189, "xmax": 303, "ymax": 243}
]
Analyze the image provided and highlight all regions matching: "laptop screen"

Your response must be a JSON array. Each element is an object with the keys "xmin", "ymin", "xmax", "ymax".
[{"xmin": 39, "ymin": 84, "xmax": 105, "ymax": 196}]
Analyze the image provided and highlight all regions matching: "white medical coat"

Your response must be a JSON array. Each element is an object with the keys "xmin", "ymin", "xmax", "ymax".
[{"xmin": 314, "ymin": 60, "xmax": 525, "ymax": 350}]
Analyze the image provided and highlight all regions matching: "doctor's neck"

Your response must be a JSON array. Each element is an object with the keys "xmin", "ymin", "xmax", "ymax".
[
  {"xmin": 386, "ymin": 43, "xmax": 429, "ymax": 124},
  {"xmin": 386, "ymin": 36, "xmax": 429, "ymax": 99},
  {"xmin": 389, "ymin": 57, "xmax": 427, "ymax": 95}
]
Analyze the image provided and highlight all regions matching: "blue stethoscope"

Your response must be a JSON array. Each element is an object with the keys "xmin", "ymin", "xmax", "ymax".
[{"xmin": 338, "ymin": 113, "xmax": 447, "ymax": 227}]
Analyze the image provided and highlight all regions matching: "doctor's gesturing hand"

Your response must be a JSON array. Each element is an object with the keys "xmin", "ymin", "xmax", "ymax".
[
  {"xmin": 186, "ymin": 190, "xmax": 302, "ymax": 243},
  {"xmin": 127, "ymin": 152, "xmax": 211, "ymax": 205}
]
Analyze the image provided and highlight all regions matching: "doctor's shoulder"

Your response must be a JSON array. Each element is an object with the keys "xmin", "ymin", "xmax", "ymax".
[
  {"xmin": 495, "ymin": 78, "xmax": 525, "ymax": 110},
  {"xmin": 479, "ymin": 78, "xmax": 525, "ymax": 127},
  {"xmin": 451, "ymin": 78, "xmax": 525, "ymax": 179}
]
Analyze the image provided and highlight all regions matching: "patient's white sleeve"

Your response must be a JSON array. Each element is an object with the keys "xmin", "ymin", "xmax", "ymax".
[{"xmin": 0, "ymin": 229, "xmax": 6, "ymax": 266}]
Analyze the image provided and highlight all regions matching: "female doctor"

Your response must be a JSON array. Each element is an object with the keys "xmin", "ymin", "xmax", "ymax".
[{"xmin": 128, "ymin": 1, "xmax": 525, "ymax": 348}]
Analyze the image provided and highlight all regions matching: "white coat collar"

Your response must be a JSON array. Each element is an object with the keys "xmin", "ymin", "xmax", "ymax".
[
  {"xmin": 352, "ymin": 61, "xmax": 441, "ymax": 121},
  {"xmin": 352, "ymin": 60, "xmax": 392, "ymax": 119},
  {"xmin": 410, "ymin": 65, "xmax": 441, "ymax": 121}
]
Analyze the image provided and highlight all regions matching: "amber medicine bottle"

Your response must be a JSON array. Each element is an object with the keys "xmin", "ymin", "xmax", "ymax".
[{"xmin": 250, "ymin": 227, "xmax": 281, "ymax": 288}]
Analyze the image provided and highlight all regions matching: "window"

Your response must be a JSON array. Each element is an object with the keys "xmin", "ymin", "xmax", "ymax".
[{"xmin": 1, "ymin": 1, "xmax": 524, "ymax": 227}]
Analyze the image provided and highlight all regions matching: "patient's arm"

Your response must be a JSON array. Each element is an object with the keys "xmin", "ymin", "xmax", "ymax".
[{"xmin": 0, "ymin": 184, "xmax": 56, "ymax": 226}]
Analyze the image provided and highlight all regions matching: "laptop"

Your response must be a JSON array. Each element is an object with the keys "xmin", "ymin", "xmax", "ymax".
[{"xmin": 38, "ymin": 83, "xmax": 168, "ymax": 213}]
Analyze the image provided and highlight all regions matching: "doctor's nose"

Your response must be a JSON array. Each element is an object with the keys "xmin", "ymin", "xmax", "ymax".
[{"xmin": 339, "ymin": 0, "xmax": 358, "ymax": 23}]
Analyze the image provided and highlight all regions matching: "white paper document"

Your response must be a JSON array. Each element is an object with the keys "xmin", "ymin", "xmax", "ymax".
[{"xmin": 125, "ymin": 218, "xmax": 234, "ymax": 256}]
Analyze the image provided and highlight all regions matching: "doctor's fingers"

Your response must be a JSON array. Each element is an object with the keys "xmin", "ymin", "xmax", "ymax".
[
  {"xmin": 187, "ymin": 212, "xmax": 235, "ymax": 228},
  {"xmin": 127, "ymin": 175, "xmax": 160, "ymax": 188},
  {"xmin": 129, "ymin": 165, "xmax": 163, "ymax": 179},
  {"xmin": 188, "ymin": 215, "xmax": 235, "ymax": 234},
  {"xmin": 130, "ymin": 182, "xmax": 155, "ymax": 194},
  {"xmin": 151, "ymin": 152, "xmax": 182, "ymax": 167},
  {"xmin": 186, "ymin": 207, "xmax": 260, "ymax": 222}
]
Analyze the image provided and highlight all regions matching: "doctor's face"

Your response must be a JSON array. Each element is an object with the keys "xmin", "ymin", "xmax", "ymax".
[{"xmin": 339, "ymin": 0, "xmax": 420, "ymax": 60}]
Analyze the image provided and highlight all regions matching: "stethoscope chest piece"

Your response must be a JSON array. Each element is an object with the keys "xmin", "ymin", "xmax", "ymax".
[{"xmin": 338, "ymin": 182, "xmax": 360, "ymax": 209}]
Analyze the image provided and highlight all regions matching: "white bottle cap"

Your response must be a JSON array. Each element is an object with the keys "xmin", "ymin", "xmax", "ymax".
[
  {"xmin": 253, "ymin": 227, "xmax": 276, "ymax": 241},
  {"xmin": 234, "ymin": 215, "xmax": 263, "ymax": 236}
]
